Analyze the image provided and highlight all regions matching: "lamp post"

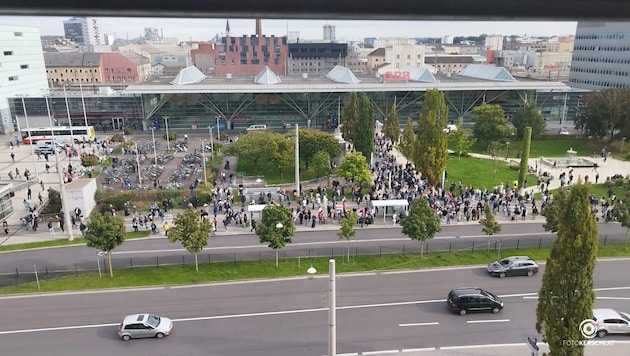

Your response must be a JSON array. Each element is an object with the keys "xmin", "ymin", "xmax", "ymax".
[
  {"xmin": 18, "ymin": 95, "xmax": 39, "ymax": 180},
  {"xmin": 164, "ymin": 115, "xmax": 170, "ymax": 150},
  {"xmin": 150, "ymin": 127, "xmax": 158, "ymax": 165},
  {"xmin": 77, "ymin": 69, "xmax": 89, "ymax": 128},
  {"xmin": 216, "ymin": 116, "xmax": 221, "ymax": 143},
  {"xmin": 135, "ymin": 142, "xmax": 142, "ymax": 185},
  {"xmin": 505, "ymin": 141, "xmax": 510, "ymax": 160},
  {"xmin": 295, "ymin": 123, "xmax": 300, "ymax": 196},
  {"xmin": 328, "ymin": 259, "xmax": 337, "ymax": 356},
  {"xmin": 621, "ymin": 137, "xmax": 627, "ymax": 154},
  {"xmin": 208, "ymin": 126, "xmax": 214, "ymax": 155},
  {"xmin": 201, "ymin": 139, "xmax": 207, "ymax": 186},
  {"xmin": 62, "ymin": 82, "xmax": 76, "ymax": 145},
  {"xmin": 44, "ymin": 92, "xmax": 74, "ymax": 241}
]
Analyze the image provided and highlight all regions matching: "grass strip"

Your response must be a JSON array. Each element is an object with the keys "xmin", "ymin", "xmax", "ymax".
[
  {"xmin": 0, "ymin": 230, "xmax": 150, "ymax": 252},
  {"xmin": 2, "ymin": 243, "xmax": 629, "ymax": 295}
]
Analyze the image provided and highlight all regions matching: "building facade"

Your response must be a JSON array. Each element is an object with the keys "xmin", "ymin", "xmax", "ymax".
[
  {"xmin": 485, "ymin": 35, "xmax": 504, "ymax": 51},
  {"xmin": 323, "ymin": 24, "xmax": 336, "ymax": 42},
  {"xmin": 287, "ymin": 42, "xmax": 347, "ymax": 75},
  {"xmin": 366, "ymin": 48, "xmax": 386, "ymax": 73},
  {"xmin": 63, "ymin": 17, "xmax": 104, "ymax": 50},
  {"xmin": 569, "ymin": 21, "xmax": 630, "ymax": 89},
  {"xmin": 384, "ymin": 45, "xmax": 426, "ymax": 70},
  {"xmin": 0, "ymin": 25, "xmax": 49, "ymax": 134}
]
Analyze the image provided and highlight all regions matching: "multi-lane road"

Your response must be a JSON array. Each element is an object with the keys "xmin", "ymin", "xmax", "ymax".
[
  {"xmin": 1, "ymin": 258, "xmax": 630, "ymax": 355},
  {"xmin": 0, "ymin": 223, "xmax": 627, "ymax": 277}
]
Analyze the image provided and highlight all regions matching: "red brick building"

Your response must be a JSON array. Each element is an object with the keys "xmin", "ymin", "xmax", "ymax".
[{"xmin": 191, "ymin": 34, "xmax": 289, "ymax": 76}]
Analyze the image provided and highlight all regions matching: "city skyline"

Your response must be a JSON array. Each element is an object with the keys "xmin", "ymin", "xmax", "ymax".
[{"xmin": 0, "ymin": 16, "xmax": 578, "ymax": 42}]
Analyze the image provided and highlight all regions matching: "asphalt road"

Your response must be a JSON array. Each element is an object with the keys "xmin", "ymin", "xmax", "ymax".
[
  {"xmin": 1, "ymin": 259, "xmax": 629, "ymax": 356},
  {"xmin": 0, "ymin": 223, "xmax": 627, "ymax": 278}
]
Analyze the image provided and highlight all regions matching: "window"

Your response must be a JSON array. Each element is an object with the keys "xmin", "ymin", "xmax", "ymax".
[
  {"xmin": 8, "ymin": 76, "xmax": 18, "ymax": 81},
  {"xmin": 3, "ymin": 51, "xmax": 13, "ymax": 56},
  {"xmin": 20, "ymin": 64, "xmax": 29, "ymax": 69}
]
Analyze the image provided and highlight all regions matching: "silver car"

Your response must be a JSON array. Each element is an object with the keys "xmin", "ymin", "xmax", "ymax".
[
  {"xmin": 593, "ymin": 308, "xmax": 630, "ymax": 337},
  {"xmin": 118, "ymin": 313, "xmax": 173, "ymax": 341}
]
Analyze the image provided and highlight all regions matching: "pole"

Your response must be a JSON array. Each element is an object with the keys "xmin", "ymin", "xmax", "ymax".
[
  {"xmin": 136, "ymin": 142, "xmax": 142, "ymax": 185},
  {"xmin": 216, "ymin": 116, "xmax": 221, "ymax": 143},
  {"xmin": 561, "ymin": 92, "xmax": 568, "ymax": 125},
  {"xmin": 21, "ymin": 96, "xmax": 39, "ymax": 179},
  {"xmin": 209, "ymin": 126, "xmax": 214, "ymax": 154},
  {"xmin": 78, "ymin": 78, "xmax": 89, "ymax": 128},
  {"xmin": 62, "ymin": 83, "xmax": 75, "ymax": 145},
  {"xmin": 328, "ymin": 259, "xmax": 336, "ymax": 356},
  {"xmin": 96, "ymin": 252, "xmax": 103, "ymax": 278},
  {"xmin": 34, "ymin": 265, "xmax": 41, "ymax": 290},
  {"xmin": 45, "ymin": 93, "xmax": 74, "ymax": 241},
  {"xmin": 295, "ymin": 123, "xmax": 300, "ymax": 196},
  {"xmin": 150, "ymin": 127, "xmax": 158, "ymax": 165},
  {"xmin": 202, "ymin": 139, "xmax": 208, "ymax": 186},
  {"xmin": 164, "ymin": 116, "xmax": 170, "ymax": 150}
]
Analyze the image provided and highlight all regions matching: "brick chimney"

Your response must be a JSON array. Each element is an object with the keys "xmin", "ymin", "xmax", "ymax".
[{"xmin": 256, "ymin": 18, "xmax": 262, "ymax": 37}]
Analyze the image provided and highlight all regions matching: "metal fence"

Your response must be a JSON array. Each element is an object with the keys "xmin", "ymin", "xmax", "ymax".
[{"xmin": 0, "ymin": 235, "xmax": 617, "ymax": 288}]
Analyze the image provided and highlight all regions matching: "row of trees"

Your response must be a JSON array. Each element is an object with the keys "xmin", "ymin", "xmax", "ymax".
[{"xmin": 576, "ymin": 88, "xmax": 630, "ymax": 143}]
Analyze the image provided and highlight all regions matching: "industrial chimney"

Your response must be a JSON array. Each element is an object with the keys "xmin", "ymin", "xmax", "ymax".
[{"xmin": 256, "ymin": 18, "xmax": 262, "ymax": 37}]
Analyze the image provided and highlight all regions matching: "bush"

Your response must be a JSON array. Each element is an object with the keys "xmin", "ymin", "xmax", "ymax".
[
  {"xmin": 80, "ymin": 154, "xmax": 100, "ymax": 167},
  {"xmin": 110, "ymin": 134, "xmax": 125, "ymax": 142},
  {"xmin": 45, "ymin": 189, "xmax": 62, "ymax": 213},
  {"xmin": 164, "ymin": 132, "xmax": 177, "ymax": 141},
  {"xmin": 122, "ymin": 140, "xmax": 134, "ymax": 149},
  {"xmin": 220, "ymin": 133, "xmax": 229, "ymax": 142},
  {"xmin": 97, "ymin": 190, "xmax": 183, "ymax": 213},
  {"xmin": 123, "ymin": 126, "xmax": 135, "ymax": 135}
]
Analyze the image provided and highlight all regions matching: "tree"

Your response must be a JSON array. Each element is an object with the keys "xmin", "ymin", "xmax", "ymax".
[
  {"xmin": 479, "ymin": 204, "xmax": 501, "ymax": 253},
  {"xmin": 227, "ymin": 130, "xmax": 274, "ymax": 172},
  {"xmin": 541, "ymin": 188, "xmax": 568, "ymax": 233},
  {"xmin": 168, "ymin": 208, "xmax": 213, "ymax": 271},
  {"xmin": 296, "ymin": 128, "xmax": 340, "ymax": 169},
  {"xmin": 576, "ymin": 88, "xmax": 630, "ymax": 142},
  {"xmin": 256, "ymin": 204, "xmax": 296, "ymax": 267},
  {"xmin": 269, "ymin": 134, "xmax": 295, "ymax": 180},
  {"xmin": 382, "ymin": 103, "xmax": 401, "ymax": 143},
  {"xmin": 311, "ymin": 150, "xmax": 332, "ymax": 185},
  {"xmin": 400, "ymin": 198, "xmax": 442, "ymax": 259},
  {"xmin": 612, "ymin": 197, "xmax": 630, "ymax": 248},
  {"xmin": 354, "ymin": 94, "xmax": 375, "ymax": 159},
  {"xmin": 517, "ymin": 126, "xmax": 532, "ymax": 194},
  {"xmin": 471, "ymin": 103, "xmax": 514, "ymax": 147},
  {"xmin": 85, "ymin": 213, "xmax": 126, "ymax": 277},
  {"xmin": 337, "ymin": 210, "xmax": 359, "ymax": 262},
  {"xmin": 413, "ymin": 89, "xmax": 449, "ymax": 186},
  {"xmin": 449, "ymin": 118, "xmax": 476, "ymax": 160},
  {"xmin": 337, "ymin": 152, "xmax": 372, "ymax": 185},
  {"xmin": 340, "ymin": 92, "xmax": 360, "ymax": 144},
  {"xmin": 512, "ymin": 101, "xmax": 546, "ymax": 139},
  {"xmin": 399, "ymin": 118, "xmax": 416, "ymax": 158},
  {"xmin": 536, "ymin": 182, "xmax": 598, "ymax": 356},
  {"xmin": 80, "ymin": 154, "xmax": 100, "ymax": 169}
]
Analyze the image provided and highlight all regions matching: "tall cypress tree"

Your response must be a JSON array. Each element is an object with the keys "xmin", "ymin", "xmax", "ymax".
[
  {"xmin": 518, "ymin": 126, "xmax": 532, "ymax": 194},
  {"xmin": 340, "ymin": 92, "xmax": 360, "ymax": 145},
  {"xmin": 536, "ymin": 182, "xmax": 599, "ymax": 355},
  {"xmin": 382, "ymin": 103, "xmax": 401, "ymax": 142},
  {"xmin": 414, "ymin": 89, "xmax": 448, "ymax": 186},
  {"xmin": 354, "ymin": 94, "xmax": 375, "ymax": 159}
]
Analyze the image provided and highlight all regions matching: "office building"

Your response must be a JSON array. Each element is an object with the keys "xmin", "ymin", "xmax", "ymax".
[
  {"xmin": 569, "ymin": 21, "xmax": 630, "ymax": 89},
  {"xmin": 485, "ymin": 35, "xmax": 504, "ymax": 51},
  {"xmin": 63, "ymin": 17, "xmax": 104, "ymax": 50},
  {"xmin": 0, "ymin": 25, "xmax": 49, "ymax": 134},
  {"xmin": 323, "ymin": 24, "xmax": 336, "ymax": 42}
]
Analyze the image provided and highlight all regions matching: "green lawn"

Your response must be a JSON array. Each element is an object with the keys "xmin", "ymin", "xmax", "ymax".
[
  {"xmin": 445, "ymin": 155, "xmax": 536, "ymax": 190},
  {"xmin": 2, "ymin": 243, "xmax": 629, "ymax": 294},
  {"xmin": 0, "ymin": 230, "xmax": 150, "ymax": 252},
  {"xmin": 470, "ymin": 136, "xmax": 603, "ymax": 159},
  {"xmin": 235, "ymin": 156, "xmax": 319, "ymax": 185}
]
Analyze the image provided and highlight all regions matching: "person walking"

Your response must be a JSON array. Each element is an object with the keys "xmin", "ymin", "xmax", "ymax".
[
  {"xmin": 163, "ymin": 221, "xmax": 170, "ymax": 236},
  {"xmin": 47, "ymin": 220, "xmax": 55, "ymax": 236},
  {"xmin": 27, "ymin": 187, "xmax": 32, "ymax": 200},
  {"xmin": 2, "ymin": 221, "xmax": 8, "ymax": 235},
  {"xmin": 10, "ymin": 152, "xmax": 15, "ymax": 163}
]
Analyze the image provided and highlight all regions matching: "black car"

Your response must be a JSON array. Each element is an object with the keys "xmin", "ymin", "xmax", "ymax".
[
  {"xmin": 446, "ymin": 287, "xmax": 503, "ymax": 316},
  {"xmin": 486, "ymin": 256, "xmax": 539, "ymax": 278}
]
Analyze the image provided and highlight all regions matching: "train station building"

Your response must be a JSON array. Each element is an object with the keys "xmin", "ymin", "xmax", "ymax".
[{"xmin": 8, "ymin": 64, "xmax": 586, "ymax": 133}]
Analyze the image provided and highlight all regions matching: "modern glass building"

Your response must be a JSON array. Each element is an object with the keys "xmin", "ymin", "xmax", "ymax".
[{"xmin": 9, "ymin": 64, "xmax": 581, "ymax": 134}]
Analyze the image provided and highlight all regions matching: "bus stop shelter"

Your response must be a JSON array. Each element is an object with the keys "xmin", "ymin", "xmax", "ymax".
[
  {"xmin": 370, "ymin": 199, "xmax": 409, "ymax": 223},
  {"xmin": 247, "ymin": 204, "xmax": 269, "ymax": 219}
]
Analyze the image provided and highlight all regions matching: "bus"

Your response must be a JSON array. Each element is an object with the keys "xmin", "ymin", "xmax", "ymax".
[{"xmin": 20, "ymin": 126, "xmax": 96, "ymax": 144}]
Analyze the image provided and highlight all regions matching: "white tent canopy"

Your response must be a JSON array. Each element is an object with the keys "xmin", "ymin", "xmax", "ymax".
[{"xmin": 370, "ymin": 199, "xmax": 409, "ymax": 222}]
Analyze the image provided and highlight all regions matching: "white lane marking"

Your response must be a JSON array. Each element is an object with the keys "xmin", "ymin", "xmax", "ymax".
[
  {"xmin": 321, "ymin": 353, "xmax": 358, "ymax": 356},
  {"xmin": 595, "ymin": 297, "xmax": 630, "ymax": 300},
  {"xmin": 440, "ymin": 343, "xmax": 528, "ymax": 350},
  {"xmin": 523, "ymin": 296, "xmax": 539, "ymax": 300},
  {"xmin": 0, "ymin": 286, "xmax": 166, "ymax": 300},
  {"xmin": 0, "ymin": 322, "xmax": 119, "ymax": 335},
  {"xmin": 402, "ymin": 348, "xmax": 437, "ymax": 352},
  {"xmin": 466, "ymin": 319, "xmax": 510, "ymax": 324},
  {"xmin": 399, "ymin": 322, "xmax": 439, "ymax": 327},
  {"xmin": 363, "ymin": 350, "xmax": 399, "ymax": 355}
]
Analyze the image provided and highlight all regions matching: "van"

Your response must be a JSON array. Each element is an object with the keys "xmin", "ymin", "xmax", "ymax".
[
  {"xmin": 34, "ymin": 141, "xmax": 63, "ymax": 154},
  {"xmin": 245, "ymin": 124, "xmax": 267, "ymax": 132},
  {"xmin": 446, "ymin": 287, "xmax": 504, "ymax": 316}
]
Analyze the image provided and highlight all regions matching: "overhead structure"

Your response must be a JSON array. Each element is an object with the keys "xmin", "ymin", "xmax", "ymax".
[
  {"xmin": 325, "ymin": 65, "xmax": 361, "ymax": 84},
  {"xmin": 398, "ymin": 66, "xmax": 438, "ymax": 83},
  {"xmin": 457, "ymin": 64, "xmax": 516, "ymax": 82},
  {"xmin": 254, "ymin": 65, "xmax": 282, "ymax": 85},
  {"xmin": 170, "ymin": 66, "xmax": 207, "ymax": 85}
]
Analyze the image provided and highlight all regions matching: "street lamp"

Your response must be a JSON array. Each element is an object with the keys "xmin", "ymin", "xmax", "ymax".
[
  {"xmin": 76, "ymin": 68, "xmax": 89, "ymax": 128},
  {"xmin": 275, "ymin": 222, "xmax": 283, "ymax": 229},
  {"xmin": 208, "ymin": 125, "xmax": 214, "ymax": 155},
  {"xmin": 17, "ymin": 95, "xmax": 39, "ymax": 179},
  {"xmin": 164, "ymin": 115, "xmax": 170, "ymax": 150},
  {"xmin": 328, "ymin": 259, "xmax": 337, "ymax": 356},
  {"xmin": 621, "ymin": 137, "xmax": 627, "ymax": 154},
  {"xmin": 135, "ymin": 142, "xmax": 142, "ymax": 185},
  {"xmin": 43, "ymin": 91, "xmax": 74, "ymax": 241},
  {"xmin": 505, "ymin": 141, "xmax": 510, "ymax": 161},
  {"xmin": 201, "ymin": 139, "xmax": 207, "ymax": 187},
  {"xmin": 150, "ymin": 127, "xmax": 158, "ymax": 165},
  {"xmin": 62, "ymin": 81, "xmax": 76, "ymax": 145}
]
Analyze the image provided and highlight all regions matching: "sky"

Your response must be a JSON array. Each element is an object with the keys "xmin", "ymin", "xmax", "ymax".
[{"xmin": 0, "ymin": 16, "xmax": 578, "ymax": 42}]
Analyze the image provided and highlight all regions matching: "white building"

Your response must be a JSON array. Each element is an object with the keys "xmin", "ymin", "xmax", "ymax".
[
  {"xmin": 0, "ymin": 25, "xmax": 49, "ymax": 135},
  {"xmin": 384, "ymin": 45, "xmax": 427, "ymax": 69},
  {"xmin": 373, "ymin": 37, "xmax": 415, "ymax": 48},
  {"xmin": 485, "ymin": 35, "xmax": 504, "ymax": 50},
  {"xmin": 63, "ymin": 17, "xmax": 104, "ymax": 50},
  {"xmin": 442, "ymin": 35, "xmax": 454, "ymax": 45},
  {"xmin": 323, "ymin": 24, "xmax": 336, "ymax": 42}
]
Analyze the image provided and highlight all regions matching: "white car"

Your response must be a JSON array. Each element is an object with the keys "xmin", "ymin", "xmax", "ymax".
[
  {"xmin": 443, "ymin": 125, "xmax": 458, "ymax": 133},
  {"xmin": 118, "ymin": 313, "xmax": 173, "ymax": 341},
  {"xmin": 558, "ymin": 127, "xmax": 570, "ymax": 135},
  {"xmin": 592, "ymin": 308, "xmax": 630, "ymax": 337},
  {"xmin": 245, "ymin": 124, "xmax": 267, "ymax": 132}
]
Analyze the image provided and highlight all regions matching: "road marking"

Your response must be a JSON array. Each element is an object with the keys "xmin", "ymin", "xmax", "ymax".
[
  {"xmin": 363, "ymin": 350, "xmax": 399, "ymax": 355},
  {"xmin": 466, "ymin": 319, "xmax": 510, "ymax": 324},
  {"xmin": 595, "ymin": 297, "xmax": 630, "ymax": 300},
  {"xmin": 440, "ymin": 343, "xmax": 527, "ymax": 350},
  {"xmin": 399, "ymin": 322, "xmax": 439, "ymax": 327},
  {"xmin": 0, "ymin": 322, "xmax": 119, "ymax": 335},
  {"xmin": 402, "ymin": 348, "xmax": 437, "ymax": 352},
  {"xmin": 0, "ymin": 286, "xmax": 167, "ymax": 300}
]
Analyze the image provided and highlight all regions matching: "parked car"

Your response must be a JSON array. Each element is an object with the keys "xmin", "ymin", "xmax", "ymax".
[
  {"xmin": 245, "ymin": 124, "xmax": 267, "ymax": 132},
  {"xmin": 486, "ymin": 256, "xmax": 539, "ymax": 278},
  {"xmin": 118, "ymin": 313, "xmax": 173, "ymax": 341},
  {"xmin": 34, "ymin": 141, "xmax": 64, "ymax": 155},
  {"xmin": 592, "ymin": 308, "xmax": 630, "ymax": 338},
  {"xmin": 446, "ymin": 287, "xmax": 503, "ymax": 316},
  {"xmin": 443, "ymin": 124, "xmax": 458, "ymax": 133},
  {"xmin": 558, "ymin": 127, "xmax": 570, "ymax": 135}
]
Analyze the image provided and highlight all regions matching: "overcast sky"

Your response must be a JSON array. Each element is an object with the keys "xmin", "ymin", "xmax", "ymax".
[{"xmin": 0, "ymin": 16, "xmax": 578, "ymax": 42}]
